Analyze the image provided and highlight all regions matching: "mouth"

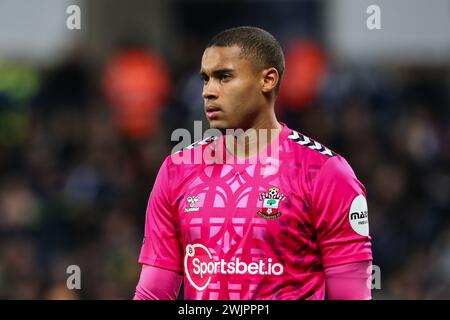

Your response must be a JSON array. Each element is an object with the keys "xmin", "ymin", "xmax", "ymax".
[{"xmin": 205, "ymin": 104, "xmax": 223, "ymax": 119}]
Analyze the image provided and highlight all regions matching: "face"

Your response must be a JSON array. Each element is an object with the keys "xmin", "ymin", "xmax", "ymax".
[{"xmin": 200, "ymin": 45, "xmax": 266, "ymax": 130}]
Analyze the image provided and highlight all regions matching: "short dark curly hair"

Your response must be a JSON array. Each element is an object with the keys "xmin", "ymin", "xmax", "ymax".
[{"xmin": 206, "ymin": 26, "xmax": 285, "ymax": 95}]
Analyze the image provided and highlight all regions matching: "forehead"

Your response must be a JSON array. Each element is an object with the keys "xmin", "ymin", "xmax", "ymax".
[{"xmin": 201, "ymin": 45, "xmax": 253, "ymax": 73}]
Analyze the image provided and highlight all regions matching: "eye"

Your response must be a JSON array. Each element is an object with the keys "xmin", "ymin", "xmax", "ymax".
[
  {"xmin": 187, "ymin": 196, "xmax": 192, "ymax": 202},
  {"xmin": 200, "ymin": 74, "xmax": 209, "ymax": 84},
  {"xmin": 220, "ymin": 74, "xmax": 232, "ymax": 81}
]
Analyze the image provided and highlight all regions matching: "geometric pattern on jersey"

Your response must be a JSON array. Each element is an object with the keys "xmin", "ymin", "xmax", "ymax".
[
  {"xmin": 184, "ymin": 161, "xmax": 276, "ymax": 299},
  {"xmin": 287, "ymin": 130, "xmax": 335, "ymax": 157}
]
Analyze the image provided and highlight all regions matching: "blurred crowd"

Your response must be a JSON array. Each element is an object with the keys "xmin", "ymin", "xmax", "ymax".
[{"xmin": 0, "ymin": 34, "xmax": 449, "ymax": 299}]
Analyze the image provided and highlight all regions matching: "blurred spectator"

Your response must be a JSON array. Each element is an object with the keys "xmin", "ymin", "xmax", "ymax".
[
  {"xmin": 277, "ymin": 39, "xmax": 327, "ymax": 112},
  {"xmin": 102, "ymin": 46, "xmax": 170, "ymax": 139}
]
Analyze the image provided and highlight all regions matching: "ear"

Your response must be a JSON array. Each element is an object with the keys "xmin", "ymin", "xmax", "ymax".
[{"xmin": 261, "ymin": 67, "xmax": 279, "ymax": 94}]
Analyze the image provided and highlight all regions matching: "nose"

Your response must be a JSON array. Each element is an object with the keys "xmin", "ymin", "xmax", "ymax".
[{"xmin": 202, "ymin": 80, "xmax": 218, "ymax": 100}]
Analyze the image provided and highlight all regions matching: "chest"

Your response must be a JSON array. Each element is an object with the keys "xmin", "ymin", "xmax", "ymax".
[{"xmin": 174, "ymin": 163, "xmax": 312, "ymax": 248}]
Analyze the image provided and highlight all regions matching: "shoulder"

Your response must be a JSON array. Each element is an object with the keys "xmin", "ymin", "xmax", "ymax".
[
  {"xmin": 284, "ymin": 128, "xmax": 340, "ymax": 174},
  {"xmin": 165, "ymin": 135, "xmax": 219, "ymax": 169},
  {"xmin": 286, "ymin": 129, "xmax": 337, "ymax": 159},
  {"xmin": 282, "ymin": 126, "xmax": 358, "ymax": 188}
]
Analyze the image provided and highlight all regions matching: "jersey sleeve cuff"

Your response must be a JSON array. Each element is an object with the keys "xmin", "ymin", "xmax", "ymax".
[{"xmin": 322, "ymin": 253, "xmax": 373, "ymax": 269}]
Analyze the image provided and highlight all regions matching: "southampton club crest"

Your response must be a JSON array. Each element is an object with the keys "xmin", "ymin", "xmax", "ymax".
[{"xmin": 257, "ymin": 187, "xmax": 286, "ymax": 219}]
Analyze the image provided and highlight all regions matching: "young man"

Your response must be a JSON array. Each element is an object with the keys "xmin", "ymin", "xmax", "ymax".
[{"xmin": 134, "ymin": 26, "xmax": 372, "ymax": 300}]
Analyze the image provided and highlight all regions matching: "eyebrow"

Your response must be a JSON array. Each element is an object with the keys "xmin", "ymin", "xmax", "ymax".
[{"xmin": 199, "ymin": 68, "xmax": 234, "ymax": 78}]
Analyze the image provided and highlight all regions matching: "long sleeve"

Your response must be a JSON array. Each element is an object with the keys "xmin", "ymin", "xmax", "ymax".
[
  {"xmin": 133, "ymin": 264, "xmax": 183, "ymax": 300},
  {"xmin": 324, "ymin": 260, "xmax": 372, "ymax": 300}
]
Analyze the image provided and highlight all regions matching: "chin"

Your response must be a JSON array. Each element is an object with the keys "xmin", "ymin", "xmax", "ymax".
[{"xmin": 208, "ymin": 119, "xmax": 228, "ymax": 130}]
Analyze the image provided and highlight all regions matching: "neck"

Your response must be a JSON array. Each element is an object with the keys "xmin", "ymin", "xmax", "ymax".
[{"xmin": 225, "ymin": 109, "xmax": 282, "ymax": 159}]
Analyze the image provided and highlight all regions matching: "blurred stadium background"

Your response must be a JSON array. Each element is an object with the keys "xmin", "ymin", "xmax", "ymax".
[{"xmin": 0, "ymin": 0, "xmax": 449, "ymax": 299}]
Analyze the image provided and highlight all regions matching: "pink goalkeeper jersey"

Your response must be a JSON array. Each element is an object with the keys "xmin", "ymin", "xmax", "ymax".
[{"xmin": 139, "ymin": 123, "xmax": 372, "ymax": 300}]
